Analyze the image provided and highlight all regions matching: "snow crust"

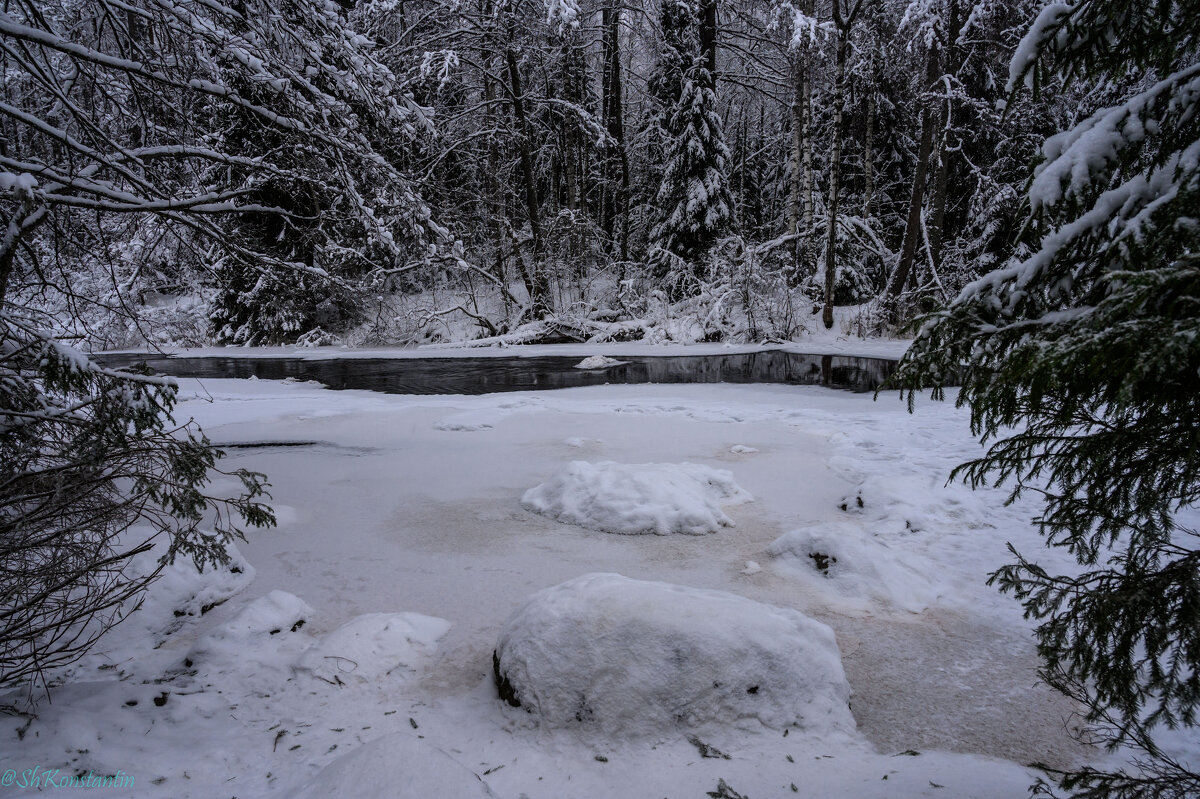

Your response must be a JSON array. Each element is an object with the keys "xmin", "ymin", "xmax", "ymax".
[
  {"xmin": 521, "ymin": 460, "xmax": 751, "ymax": 534},
  {"xmin": 494, "ymin": 573, "xmax": 855, "ymax": 736}
]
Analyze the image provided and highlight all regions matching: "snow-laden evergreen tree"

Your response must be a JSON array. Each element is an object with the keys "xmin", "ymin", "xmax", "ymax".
[
  {"xmin": 649, "ymin": 0, "xmax": 735, "ymax": 297},
  {"xmin": 895, "ymin": 0, "xmax": 1200, "ymax": 795}
]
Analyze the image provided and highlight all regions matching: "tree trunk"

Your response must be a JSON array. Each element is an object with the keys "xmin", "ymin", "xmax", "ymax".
[
  {"xmin": 699, "ymin": 0, "xmax": 718, "ymax": 80},
  {"xmin": 787, "ymin": 58, "xmax": 804, "ymax": 239},
  {"xmin": 822, "ymin": 32, "xmax": 850, "ymax": 330},
  {"xmin": 863, "ymin": 86, "xmax": 875, "ymax": 218},
  {"xmin": 601, "ymin": 3, "xmax": 630, "ymax": 262},
  {"xmin": 799, "ymin": 0, "xmax": 816, "ymax": 279},
  {"xmin": 927, "ymin": 110, "xmax": 949, "ymax": 274},
  {"xmin": 885, "ymin": 43, "xmax": 939, "ymax": 302},
  {"xmin": 503, "ymin": 42, "xmax": 550, "ymax": 317},
  {"xmin": 926, "ymin": 0, "xmax": 961, "ymax": 278}
]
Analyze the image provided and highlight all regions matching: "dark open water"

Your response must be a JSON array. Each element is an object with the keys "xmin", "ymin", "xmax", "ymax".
[{"xmin": 96, "ymin": 350, "xmax": 902, "ymax": 395}]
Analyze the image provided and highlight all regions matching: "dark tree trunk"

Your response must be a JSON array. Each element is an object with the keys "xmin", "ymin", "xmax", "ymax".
[
  {"xmin": 822, "ymin": 0, "xmax": 865, "ymax": 329},
  {"xmin": 503, "ymin": 41, "xmax": 550, "ymax": 317},
  {"xmin": 822, "ymin": 32, "xmax": 850, "ymax": 329},
  {"xmin": 699, "ymin": 0, "xmax": 717, "ymax": 80},
  {"xmin": 601, "ymin": 3, "xmax": 630, "ymax": 261},
  {"xmin": 926, "ymin": 0, "xmax": 962, "ymax": 278},
  {"xmin": 886, "ymin": 44, "xmax": 940, "ymax": 302}
]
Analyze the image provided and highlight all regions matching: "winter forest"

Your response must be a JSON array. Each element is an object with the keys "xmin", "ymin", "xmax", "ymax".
[
  {"xmin": 4, "ymin": 0, "xmax": 1080, "ymax": 347},
  {"xmin": 2, "ymin": 0, "xmax": 1199, "ymax": 797}
]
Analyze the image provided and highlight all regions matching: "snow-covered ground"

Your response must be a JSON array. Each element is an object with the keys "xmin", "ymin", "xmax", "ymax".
[{"xmin": 0, "ymin": 372, "xmax": 1100, "ymax": 798}]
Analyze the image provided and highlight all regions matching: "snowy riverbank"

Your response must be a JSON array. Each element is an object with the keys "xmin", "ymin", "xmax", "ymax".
[{"xmin": 1, "ymin": 376, "xmax": 1096, "ymax": 798}]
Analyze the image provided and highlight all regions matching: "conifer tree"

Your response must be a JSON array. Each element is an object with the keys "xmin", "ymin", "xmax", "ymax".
[
  {"xmin": 648, "ymin": 0, "xmax": 735, "ymax": 296},
  {"xmin": 895, "ymin": 1, "xmax": 1200, "ymax": 795}
]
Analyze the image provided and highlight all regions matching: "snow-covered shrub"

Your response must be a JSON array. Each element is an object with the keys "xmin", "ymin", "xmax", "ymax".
[
  {"xmin": 493, "ymin": 573, "xmax": 854, "ymax": 736},
  {"xmin": 521, "ymin": 461, "xmax": 751, "ymax": 535},
  {"xmin": 0, "ymin": 321, "xmax": 273, "ymax": 690}
]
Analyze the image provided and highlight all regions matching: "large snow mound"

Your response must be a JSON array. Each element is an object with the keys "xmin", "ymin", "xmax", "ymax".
[
  {"xmin": 493, "ymin": 573, "xmax": 854, "ymax": 736},
  {"xmin": 521, "ymin": 460, "xmax": 751, "ymax": 535},
  {"xmin": 768, "ymin": 525, "xmax": 941, "ymax": 613},
  {"xmin": 298, "ymin": 612, "xmax": 450, "ymax": 684},
  {"xmin": 294, "ymin": 734, "xmax": 498, "ymax": 799}
]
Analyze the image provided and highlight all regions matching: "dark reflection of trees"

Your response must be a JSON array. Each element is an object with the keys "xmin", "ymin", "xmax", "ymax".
[{"xmin": 96, "ymin": 350, "xmax": 911, "ymax": 396}]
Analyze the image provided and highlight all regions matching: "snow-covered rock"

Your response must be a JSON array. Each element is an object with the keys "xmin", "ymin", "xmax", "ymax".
[
  {"xmin": 298, "ymin": 612, "xmax": 450, "ymax": 684},
  {"xmin": 574, "ymin": 355, "xmax": 625, "ymax": 369},
  {"xmin": 729, "ymin": 444, "xmax": 759, "ymax": 454},
  {"xmin": 521, "ymin": 460, "xmax": 751, "ymax": 535},
  {"xmin": 493, "ymin": 573, "xmax": 854, "ymax": 736},
  {"xmin": 293, "ymin": 735, "xmax": 498, "ymax": 799},
  {"xmin": 768, "ymin": 525, "xmax": 940, "ymax": 613}
]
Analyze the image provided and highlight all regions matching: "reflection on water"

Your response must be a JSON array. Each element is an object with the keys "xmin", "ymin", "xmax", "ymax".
[{"xmin": 96, "ymin": 350, "xmax": 902, "ymax": 395}]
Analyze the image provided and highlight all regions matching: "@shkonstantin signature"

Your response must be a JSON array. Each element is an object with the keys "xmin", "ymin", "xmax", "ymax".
[{"xmin": 2, "ymin": 766, "xmax": 134, "ymax": 789}]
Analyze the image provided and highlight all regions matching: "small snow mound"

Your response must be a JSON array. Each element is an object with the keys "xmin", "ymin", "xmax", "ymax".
[
  {"xmin": 223, "ymin": 590, "xmax": 312, "ymax": 637},
  {"xmin": 493, "ymin": 573, "xmax": 854, "ymax": 737},
  {"xmin": 187, "ymin": 590, "xmax": 314, "ymax": 684},
  {"xmin": 563, "ymin": 436, "xmax": 602, "ymax": 448},
  {"xmin": 298, "ymin": 613, "xmax": 450, "ymax": 684},
  {"xmin": 574, "ymin": 355, "xmax": 625, "ymax": 369},
  {"xmin": 768, "ymin": 526, "xmax": 940, "ymax": 613},
  {"xmin": 742, "ymin": 560, "xmax": 762, "ymax": 575},
  {"xmin": 294, "ymin": 735, "xmax": 498, "ymax": 799},
  {"xmin": 730, "ymin": 444, "xmax": 759, "ymax": 454},
  {"xmin": 521, "ymin": 461, "xmax": 751, "ymax": 535},
  {"xmin": 129, "ymin": 541, "xmax": 255, "ymax": 642}
]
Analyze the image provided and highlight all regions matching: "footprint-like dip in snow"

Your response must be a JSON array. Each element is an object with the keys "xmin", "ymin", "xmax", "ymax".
[{"xmin": 521, "ymin": 460, "xmax": 751, "ymax": 535}]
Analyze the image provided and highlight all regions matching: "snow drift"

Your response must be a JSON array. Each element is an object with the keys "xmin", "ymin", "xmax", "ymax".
[
  {"xmin": 188, "ymin": 592, "xmax": 450, "ymax": 690},
  {"xmin": 521, "ymin": 460, "xmax": 751, "ymax": 535},
  {"xmin": 298, "ymin": 612, "xmax": 450, "ymax": 685},
  {"xmin": 294, "ymin": 734, "xmax": 498, "ymax": 799},
  {"xmin": 492, "ymin": 573, "xmax": 854, "ymax": 737}
]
